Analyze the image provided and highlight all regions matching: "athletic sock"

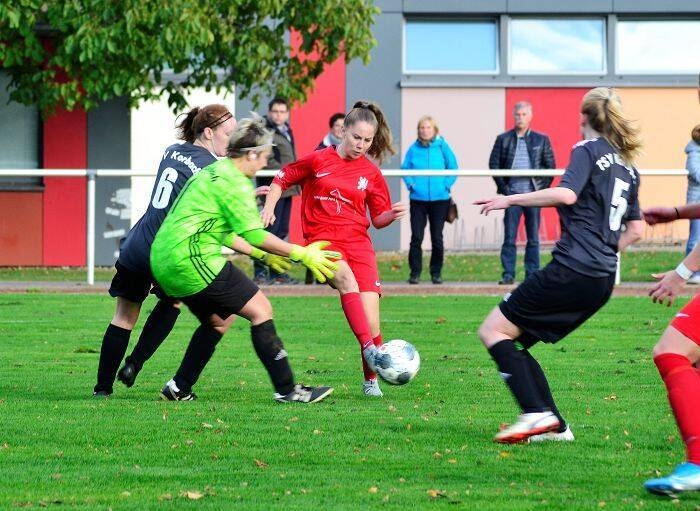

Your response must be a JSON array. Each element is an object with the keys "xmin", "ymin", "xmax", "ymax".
[
  {"xmin": 340, "ymin": 293, "xmax": 373, "ymax": 350},
  {"xmin": 654, "ymin": 353, "xmax": 700, "ymax": 464},
  {"xmin": 523, "ymin": 349, "xmax": 567, "ymax": 432},
  {"xmin": 373, "ymin": 333, "xmax": 383, "ymax": 347},
  {"xmin": 251, "ymin": 320, "xmax": 295, "ymax": 395},
  {"xmin": 95, "ymin": 323, "xmax": 131, "ymax": 393},
  {"xmin": 173, "ymin": 324, "xmax": 223, "ymax": 393},
  {"xmin": 127, "ymin": 300, "xmax": 180, "ymax": 372},
  {"xmin": 488, "ymin": 340, "xmax": 547, "ymax": 413}
]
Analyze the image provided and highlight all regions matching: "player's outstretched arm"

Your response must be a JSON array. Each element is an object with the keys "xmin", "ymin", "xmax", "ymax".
[
  {"xmin": 474, "ymin": 187, "xmax": 577, "ymax": 215},
  {"xmin": 230, "ymin": 234, "xmax": 292, "ymax": 274},
  {"xmin": 644, "ymin": 203, "xmax": 700, "ymax": 225}
]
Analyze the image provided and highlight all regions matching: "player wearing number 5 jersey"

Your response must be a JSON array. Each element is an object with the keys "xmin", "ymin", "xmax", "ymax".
[
  {"xmin": 93, "ymin": 105, "xmax": 236, "ymax": 397},
  {"xmin": 474, "ymin": 87, "xmax": 644, "ymax": 444}
]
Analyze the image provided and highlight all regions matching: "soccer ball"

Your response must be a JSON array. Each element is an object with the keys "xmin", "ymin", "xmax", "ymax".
[{"xmin": 375, "ymin": 339, "xmax": 420, "ymax": 385}]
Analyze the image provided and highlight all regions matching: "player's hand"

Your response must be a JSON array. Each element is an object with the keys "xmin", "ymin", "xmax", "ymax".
[
  {"xmin": 474, "ymin": 196, "xmax": 511, "ymax": 215},
  {"xmin": 649, "ymin": 270, "xmax": 685, "ymax": 306},
  {"xmin": 643, "ymin": 207, "xmax": 678, "ymax": 226},
  {"xmin": 248, "ymin": 247, "xmax": 292, "ymax": 274},
  {"xmin": 255, "ymin": 185, "xmax": 271, "ymax": 197},
  {"xmin": 262, "ymin": 253, "xmax": 292, "ymax": 274},
  {"xmin": 289, "ymin": 241, "xmax": 341, "ymax": 283},
  {"xmin": 390, "ymin": 201, "xmax": 407, "ymax": 221},
  {"xmin": 260, "ymin": 207, "xmax": 276, "ymax": 227}
]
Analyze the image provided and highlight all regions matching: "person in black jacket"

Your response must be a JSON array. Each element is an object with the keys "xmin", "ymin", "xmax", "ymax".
[
  {"xmin": 489, "ymin": 102, "xmax": 556, "ymax": 285},
  {"xmin": 254, "ymin": 98, "xmax": 300, "ymax": 285}
]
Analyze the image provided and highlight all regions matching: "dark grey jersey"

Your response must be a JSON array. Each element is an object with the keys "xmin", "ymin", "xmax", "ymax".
[
  {"xmin": 552, "ymin": 137, "xmax": 641, "ymax": 277},
  {"xmin": 118, "ymin": 143, "xmax": 217, "ymax": 274}
]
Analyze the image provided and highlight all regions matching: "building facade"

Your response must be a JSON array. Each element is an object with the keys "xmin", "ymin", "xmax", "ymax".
[{"xmin": 1, "ymin": 0, "xmax": 698, "ymax": 265}]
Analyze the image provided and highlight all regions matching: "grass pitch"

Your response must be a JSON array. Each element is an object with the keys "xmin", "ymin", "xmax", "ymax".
[{"xmin": 0, "ymin": 293, "xmax": 697, "ymax": 510}]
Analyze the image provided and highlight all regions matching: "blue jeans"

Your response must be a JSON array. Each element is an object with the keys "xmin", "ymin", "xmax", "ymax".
[{"xmin": 500, "ymin": 205, "xmax": 541, "ymax": 281}]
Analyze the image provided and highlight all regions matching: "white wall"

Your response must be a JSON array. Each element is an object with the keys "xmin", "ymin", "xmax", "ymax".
[
  {"xmin": 399, "ymin": 88, "xmax": 507, "ymax": 251},
  {"xmin": 129, "ymin": 88, "xmax": 235, "ymax": 224}
]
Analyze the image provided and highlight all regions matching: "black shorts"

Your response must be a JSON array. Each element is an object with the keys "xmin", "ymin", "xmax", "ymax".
[
  {"xmin": 181, "ymin": 262, "xmax": 259, "ymax": 323},
  {"xmin": 108, "ymin": 260, "xmax": 170, "ymax": 303},
  {"xmin": 499, "ymin": 260, "xmax": 615, "ymax": 348}
]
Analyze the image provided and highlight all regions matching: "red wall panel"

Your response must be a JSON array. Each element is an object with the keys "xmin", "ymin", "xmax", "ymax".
[
  {"xmin": 287, "ymin": 34, "xmax": 346, "ymax": 243},
  {"xmin": 505, "ymin": 88, "xmax": 588, "ymax": 242},
  {"xmin": 42, "ymin": 108, "xmax": 87, "ymax": 265},
  {"xmin": 0, "ymin": 192, "xmax": 43, "ymax": 265}
]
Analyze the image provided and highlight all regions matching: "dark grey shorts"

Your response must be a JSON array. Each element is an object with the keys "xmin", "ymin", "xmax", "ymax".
[
  {"xmin": 499, "ymin": 260, "xmax": 615, "ymax": 348},
  {"xmin": 181, "ymin": 262, "xmax": 260, "ymax": 323}
]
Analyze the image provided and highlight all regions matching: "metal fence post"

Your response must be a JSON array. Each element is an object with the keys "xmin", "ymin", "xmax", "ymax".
[{"xmin": 87, "ymin": 170, "xmax": 96, "ymax": 286}]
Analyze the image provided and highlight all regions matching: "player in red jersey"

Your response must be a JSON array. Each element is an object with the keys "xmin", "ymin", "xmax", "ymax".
[
  {"xmin": 262, "ymin": 100, "xmax": 407, "ymax": 397},
  {"xmin": 642, "ymin": 202, "xmax": 700, "ymax": 495}
]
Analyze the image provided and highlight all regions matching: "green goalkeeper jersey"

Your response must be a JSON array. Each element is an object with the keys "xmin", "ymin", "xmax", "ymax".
[{"xmin": 150, "ymin": 158, "xmax": 264, "ymax": 297}]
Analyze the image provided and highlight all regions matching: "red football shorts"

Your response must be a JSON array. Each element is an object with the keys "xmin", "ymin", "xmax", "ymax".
[
  {"xmin": 671, "ymin": 295, "xmax": 700, "ymax": 345},
  {"xmin": 307, "ymin": 233, "xmax": 380, "ymax": 294}
]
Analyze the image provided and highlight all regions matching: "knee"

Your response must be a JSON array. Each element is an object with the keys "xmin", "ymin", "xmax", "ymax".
[
  {"xmin": 331, "ymin": 262, "xmax": 359, "ymax": 293},
  {"xmin": 249, "ymin": 296, "xmax": 274, "ymax": 324}
]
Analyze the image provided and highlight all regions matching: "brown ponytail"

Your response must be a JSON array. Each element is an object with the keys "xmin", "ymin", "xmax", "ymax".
[
  {"xmin": 175, "ymin": 104, "xmax": 233, "ymax": 144},
  {"xmin": 344, "ymin": 100, "xmax": 396, "ymax": 165},
  {"xmin": 581, "ymin": 87, "xmax": 642, "ymax": 166}
]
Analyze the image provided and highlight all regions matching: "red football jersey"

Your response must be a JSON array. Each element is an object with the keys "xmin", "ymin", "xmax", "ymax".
[{"xmin": 273, "ymin": 146, "xmax": 392, "ymax": 239}]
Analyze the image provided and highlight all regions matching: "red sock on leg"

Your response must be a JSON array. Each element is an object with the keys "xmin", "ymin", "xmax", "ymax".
[
  {"xmin": 655, "ymin": 353, "xmax": 700, "ymax": 465},
  {"xmin": 373, "ymin": 333, "xmax": 383, "ymax": 347},
  {"xmin": 360, "ymin": 333, "xmax": 384, "ymax": 380},
  {"xmin": 340, "ymin": 293, "xmax": 373, "ymax": 350}
]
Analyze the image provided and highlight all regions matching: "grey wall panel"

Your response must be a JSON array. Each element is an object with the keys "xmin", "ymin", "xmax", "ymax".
[
  {"xmin": 404, "ymin": 0, "xmax": 506, "ymax": 13},
  {"xmin": 347, "ymin": 11, "xmax": 403, "ymax": 251},
  {"xmin": 507, "ymin": 0, "xmax": 613, "ymax": 13},
  {"xmin": 87, "ymin": 98, "xmax": 131, "ymax": 266},
  {"xmin": 613, "ymin": 0, "xmax": 700, "ymax": 13},
  {"xmin": 377, "ymin": 0, "xmax": 402, "ymax": 12}
]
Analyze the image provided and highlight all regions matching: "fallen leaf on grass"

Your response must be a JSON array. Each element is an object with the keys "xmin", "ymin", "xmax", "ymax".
[
  {"xmin": 427, "ymin": 489, "xmax": 447, "ymax": 498},
  {"xmin": 368, "ymin": 486, "xmax": 378, "ymax": 494},
  {"xmin": 158, "ymin": 493, "xmax": 173, "ymax": 501},
  {"xmin": 254, "ymin": 459, "xmax": 269, "ymax": 468},
  {"xmin": 181, "ymin": 491, "xmax": 203, "ymax": 500},
  {"xmin": 201, "ymin": 423, "xmax": 213, "ymax": 429}
]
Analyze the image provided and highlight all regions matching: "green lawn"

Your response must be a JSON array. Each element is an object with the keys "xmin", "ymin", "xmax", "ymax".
[
  {"xmin": 0, "ymin": 249, "xmax": 683, "ymax": 283},
  {"xmin": 0, "ymin": 294, "xmax": 696, "ymax": 509}
]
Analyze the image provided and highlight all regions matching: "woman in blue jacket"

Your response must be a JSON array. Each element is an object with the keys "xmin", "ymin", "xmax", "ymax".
[{"xmin": 401, "ymin": 116, "xmax": 458, "ymax": 284}]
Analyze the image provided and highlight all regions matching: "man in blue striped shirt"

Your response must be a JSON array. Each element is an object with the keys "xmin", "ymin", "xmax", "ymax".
[{"xmin": 489, "ymin": 101, "xmax": 556, "ymax": 285}]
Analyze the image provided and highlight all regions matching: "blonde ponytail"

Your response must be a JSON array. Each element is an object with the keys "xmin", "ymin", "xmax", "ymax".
[{"xmin": 581, "ymin": 87, "xmax": 642, "ymax": 165}]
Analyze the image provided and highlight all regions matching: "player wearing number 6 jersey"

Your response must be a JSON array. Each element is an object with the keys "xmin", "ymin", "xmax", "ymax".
[
  {"xmin": 474, "ymin": 87, "xmax": 644, "ymax": 444},
  {"xmin": 93, "ymin": 105, "xmax": 237, "ymax": 397}
]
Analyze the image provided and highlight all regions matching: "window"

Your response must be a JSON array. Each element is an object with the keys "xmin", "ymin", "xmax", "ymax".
[
  {"xmin": 617, "ymin": 20, "xmax": 700, "ymax": 74},
  {"xmin": 0, "ymin": 73, "xmax": 41, "ymax": 190},
  {"xmin": 404, "ymin": 20, "xmax": 498, "ymax": 74},
  {"xmin": 509, "ymin": 18, "xmax": 605, "ymax": 74}
]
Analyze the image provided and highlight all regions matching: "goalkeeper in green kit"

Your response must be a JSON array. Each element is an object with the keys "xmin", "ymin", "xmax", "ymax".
[{"xmin": 150, "ymin": 115, "xmax": 339, "ymax": 403}]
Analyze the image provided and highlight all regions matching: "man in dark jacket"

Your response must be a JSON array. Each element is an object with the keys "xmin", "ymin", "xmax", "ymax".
[
  {"xmin": 254, "ymin": 98, "xmax": 300, "ymax": 284},
  {"xmin": 488, "ymin": 101, "xmax": 556, "ymax": 285}
]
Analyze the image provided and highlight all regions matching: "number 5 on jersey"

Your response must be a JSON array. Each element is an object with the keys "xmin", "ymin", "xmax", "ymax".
[{"xmin": 609, "ymin": 177, "xmax": 630, "ymax": 231}]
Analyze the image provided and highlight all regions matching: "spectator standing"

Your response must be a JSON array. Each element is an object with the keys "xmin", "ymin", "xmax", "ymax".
[
  {"xmin": 401, "ymin": 115, "xmax": 458, "ymax": 284},
  {"xmin": 684, "ymin": 125, "xmax": 700, "ymax": 284},
  {"xmin": 489, "ymin": 101, "xmax": 556, "ymax": 285},
  {"xmin": 316, "ymin": 112, "xmax": 345, "ymax": 150},
  {"xmin": 254, "ymin": 98, "xmax": 299, "ymax": 285}
]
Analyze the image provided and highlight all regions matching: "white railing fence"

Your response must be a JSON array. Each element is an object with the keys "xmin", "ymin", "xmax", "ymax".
[{"xmin": 0, "ymin": 168, "xmax": 688, "ymax": 285}]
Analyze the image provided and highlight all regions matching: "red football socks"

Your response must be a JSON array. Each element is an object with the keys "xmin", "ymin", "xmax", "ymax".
[{"xmin": 655, "ymin": 353, "xmax": 700, "ymax": 464}]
